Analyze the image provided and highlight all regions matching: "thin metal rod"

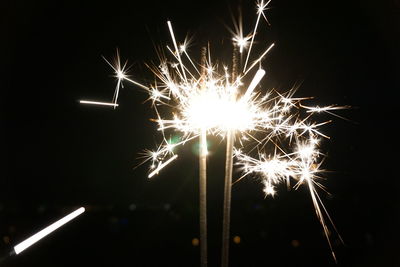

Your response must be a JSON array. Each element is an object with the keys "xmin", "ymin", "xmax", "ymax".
[
  {"xmin": 232, "ymin": 46, "xmax": 238, "ymax": 83},
  {"xmin": 199, "ymin": 128, "xmax": 208, "ymax": 267},
  {"xmin": 221, "ymin": 130, "xmax": 234, "ymax": 267}
]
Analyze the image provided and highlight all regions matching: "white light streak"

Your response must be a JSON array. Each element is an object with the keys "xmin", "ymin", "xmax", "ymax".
[
  {"xmin": 123, "ymin": 76, "xmax": 149, "ymax": 90},
  {"xmin": 148, "ymin": 154, "xmax": 178, "ymax": 178},
  {"xmin": 167, "ymin": 21, "xmax": 187, "ymax": 82},
  {"xmin": 242, "ymin": 69, "xmax": 266, "ymax": 101},
  {"xmin": 244, "ymin": 43, "xmax": 275, "ymax": 75},
  {"xmin": 79, "ymin": 100, "xmax": 119, "ymax": 107},
  {"xmin": 14, "ymin": 207, "xmax": 85, "ymax": 255}
]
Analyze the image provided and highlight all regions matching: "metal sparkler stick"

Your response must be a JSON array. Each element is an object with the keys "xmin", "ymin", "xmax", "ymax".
[
  {"xmin": 199, "ymin": 46, "xmax": 208, "ymax": 267},
  {"xmin": 220, "ymin": 67, "xmax": 266, "ymax": 267},
  {"xmin": 221, "ymin": 129, "xmax": 234, "ymax": 267},
  {"xmin": 221, "ymin": 44, "xmax": 239, "ymax": 267},
  {"xmin": 199, "ymin": 128, "xmax": 208, "ymax": 267}
]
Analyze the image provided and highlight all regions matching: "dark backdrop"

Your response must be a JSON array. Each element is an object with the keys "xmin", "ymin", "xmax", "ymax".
[{"xmin": 1, "ymin": 0, "xmax": 399, "ymax": 266}]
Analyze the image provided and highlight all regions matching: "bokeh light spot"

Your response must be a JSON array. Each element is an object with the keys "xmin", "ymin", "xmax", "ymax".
[
  {"xmin": 233, "ymin": 235, "xmax": 241, "ymax": 244},
  {"xmin": 192, "ymin": 238, "xmax": 199, "ymax": 246},
  {"xmin": 291, "ymin": 239, "xmax": 300, "ymax": 247}
]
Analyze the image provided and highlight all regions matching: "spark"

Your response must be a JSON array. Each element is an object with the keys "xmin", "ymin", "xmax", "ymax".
[
  {"xmin": 232, "ymin": 35, "xmax": 252, "ymax": 54},
  {"xmin": 79, "ymin": 100, "xmax": 119, "ymax": 107},
  {"xmin": 243, "ymin": 0, "xmax": 273, "ymax": 72},
  {"xmin": 13, "ymin": 207, "xmax": 85, "ymax": 255},
  {"xmin": 244, "ymin": 43, "xmax": 275, "ymax": 75},
  {"xmin": 263, "ymin": 180, "xmax": 276, "ymax": 197},
  {"xmin": 302, "ymin": 104, "xmax": 350, "ymax": 114},
  {"xmin": 235, "ymin": 132, "xmax": 343, "ymax": 260},
  {"xmin": 148, "ymin": 154, "xmax": 178, "ymax": 178},
  {"xmin": 80, "ymin": 50, "xmax": 148, "ymax": 109},
  {"xmin": 229, "ymin": 5, "xmax": 252, "ymax": 54},
  {"xmin": 242, "ymin": 69, "xmax": 266, "ymax": 101}
]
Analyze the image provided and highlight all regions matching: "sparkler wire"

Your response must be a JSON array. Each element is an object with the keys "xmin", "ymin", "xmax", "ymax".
[
  {"xmin": 199, "ymin": 128, "xmax": 208, "ymax": 267},
  {"xmin": 221, "ymin": 130, "xmax": 235, "ymax": 267}
]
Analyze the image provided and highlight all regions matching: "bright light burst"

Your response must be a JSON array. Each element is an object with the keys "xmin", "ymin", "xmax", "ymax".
[{"xmin": 81, "ymin": 0, "xmax": 347, "ymax": 260}]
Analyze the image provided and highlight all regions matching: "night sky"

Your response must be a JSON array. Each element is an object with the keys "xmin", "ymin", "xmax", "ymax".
[{"xmin": 2, "ymin": 0, "xmax": 399, "ymax": 266}]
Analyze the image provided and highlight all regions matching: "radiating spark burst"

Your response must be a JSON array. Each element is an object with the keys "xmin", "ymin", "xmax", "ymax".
[
  {"xmin": 81, "ymin": 0, "xmax": 347, "ymax": 261},
  {"xmin": 234, "ymin": 119, "xmax": 345, "ymax": 260},
  {"xmin": 110, "ymin": 22, "xmax": 280, "ymax": 178},
  {"xmin": 228, "ymin": 2, "xmax": 252, "ymax": 54},
  {"xmin": 233, "ymin": 35, "xmax": 252, "ymax": 54}
]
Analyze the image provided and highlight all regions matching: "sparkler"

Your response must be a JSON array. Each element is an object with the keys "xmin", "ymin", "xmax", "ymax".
[
  {"xmin": 82, "ymin": 18, "xmax": 277, "ymax": 266},
  {"xmin": 80, "ymin": 0, "xmax": 347, "ymax": 265}
]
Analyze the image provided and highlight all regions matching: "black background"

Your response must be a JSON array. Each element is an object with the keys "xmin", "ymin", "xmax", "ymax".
[{"xmin": 1, "ymin": 0, "xmax": 399, "ymax": 266}]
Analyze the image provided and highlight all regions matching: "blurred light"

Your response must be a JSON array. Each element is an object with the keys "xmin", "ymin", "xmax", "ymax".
[
  {"xmin": 3, "ymin": 236, "xmax": 10, "ymax": 244},
  {"xmin": 233, "ymin": 236, "xmax": 241, "ymax": 244},
  {"xmin": 192, "ymin": 238, "xmax": 199, "ymax": 246},
  {"xmin": 13, "ymin": 207, "xmax": 85, "ymax": 255},
  {"xmin": 291, "ymin": 239, "xmax": 300, "ymax": 248}
]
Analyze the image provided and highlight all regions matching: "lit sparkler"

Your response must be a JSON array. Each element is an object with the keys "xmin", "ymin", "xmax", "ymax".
[{"xmin": 80, "ymin": 0, "xmax": 347, "ymax": 265}]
